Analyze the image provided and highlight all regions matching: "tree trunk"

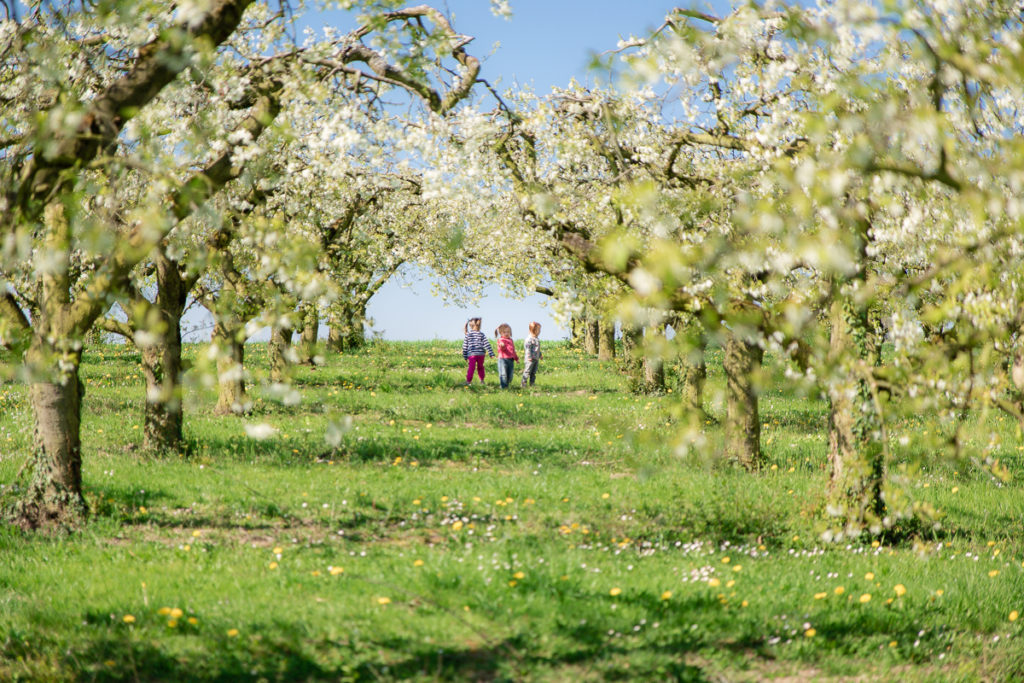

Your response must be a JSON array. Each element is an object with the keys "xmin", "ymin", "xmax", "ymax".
[
  {"xmin": 296, "ymin": 303, "xmax": 319, "ymax": 365},
  {"xmin": 584, "ymin": 318, "xmax": 599, "ymax": 356},
  {"xmin": 140, "ymin": 251, "xmax": 187, "ymax": 454},
  {"xmin": 598, "ymin": 320, "xmax": 616, "ymax": 360},
  {"xmin": 18, "ymin": 364, "xmax": 88, "ymax": 529},
  {"xmin": 213, "ymin": 320, "xmax": 248, "ymax": 415},
  {"xmin": 674, "ymin": 317, "xmax": 707, "ymax": 421},
  {"xmin": 826, "ymin": 298, "xmax": 885, "ymax": 527},
  {"xmin": 723, "ymin": 330, "xmax": 763, "ymax": 468},
  {"xmin": 568, "ymin": 316, "xmax": 584, "ymax": 349},
  {"xmin": 269, "ymin": 321, "xmax": 292, "ymax": 383},
  {"xmin": 621, "ymin": 323, "xmax": 644, "ymax": 386},
  {"xmin": 642, "ymin": 325, "xmax": 666, "ymax": 393},
  {"xmin": 15, "ymin": 202, "xmax": 88, "ymax": 528},
  {"xmin": 327, "ymin": 303, "xmax": 367, "ymax": 352}
]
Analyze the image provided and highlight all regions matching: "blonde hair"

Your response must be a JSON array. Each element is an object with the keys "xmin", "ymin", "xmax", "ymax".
[
  {"xmin": 495, "ymin": 323, "xmax": 512, "ymax": 338},
  {"xmin": 528, "ymin": 321, "xmax": 541, "ymax": 336}
]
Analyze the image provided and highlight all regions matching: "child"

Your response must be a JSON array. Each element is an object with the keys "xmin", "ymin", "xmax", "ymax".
[
  {"xmin": 462, "ymin": 317, "xmax": 494, "ymax": 385},
  {"xmin": 521, "ymin": 321, "xmax": 542, "ymax": 387},
  {"xmin": 494, "ymin": 323, "xmax": 519, "ymax": 389}
]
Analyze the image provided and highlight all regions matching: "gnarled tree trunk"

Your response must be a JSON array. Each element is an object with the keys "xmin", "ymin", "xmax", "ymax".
[
  {"xmin": 642, "ymin": 325, "xmax": 666, "ymax": 393},
  {"xmin": 213, "ymin": 319, "xmax": 248, "ymax": 415},
  {"xmin": 674, "ymin": 316, "xmax": 707, "ymax": 422},
  {"xmin": 296, "ymin": 302, "xmax": 319, "ymax": 366},
  {"xmin": 598, "ymin": 320, "xmax": 616, "ymax": 360},
  {"xmin": 723, "ymin": 330, "xmax": 763, "ymax": 468},
  {"xmin": 269, "ymin": 319, "xmax": 293, "ymax": 383},
  {"xmin": 141, "ymin": 251, "xmax": 187, "ymax": 453},
  {"xmin": 583, "ymin": 318, "xmax": 599, "ymax": 356}
]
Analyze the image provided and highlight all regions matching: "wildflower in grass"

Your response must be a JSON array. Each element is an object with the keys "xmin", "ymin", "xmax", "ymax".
[
  {"xmin": 834, "ymin": 586, "xmax": 845, "ymax": 595},
  {"xmin": 893, "ymin": 584, "xmax": 907, "ymax": 597},
  {"xmin": 741, "ymin": 600, "xmax": 749, "ymax": 607},
  {"xmin": 860, "ymin": 593, "xmax": 872, "ymax": 603},
  {"xmin": 123, "ymin": 615, "xmax": 135, "ymax": 623},
  {"xmin": 721, "ymin": 557, "xmax": 730, "ymax": 564},
  {"xmin": 158, "ymin": 607, "xmax": 171, "ymax": 616},
  {"xmin": 814, "ymin": 592, "xmax": 827, "ymax": 600},
  {"xmin": 514, "ymin": 571, "xmax": 525, "ymax": 579},
  {"xmin": 268, "ymin": 562, "xmax": 278, "ymax": 570},
  {"xmin": 610, "ymin": 587, "xmax": 622, "ymax": 596},
  {"xmin": 935, "ymin": 589, "xmax": 944, "ymax": 596},
  {"xmin": 508, "ymin": 580, "xmax": 518, "ymax": 587},
  {"xmin": 311, "ymin": 570, "xmax": 321, "ymax": 577},
  {"xmin": 227, "ymin": 629, "xmax": 239, "ymax": 637},
  {"xmin": 864, "ymin": 572, "xmax": 874, "ymax": 580},
  {"xmin": 139, "ymin": 506, "xmax": 147, "ymax": 514},
  {"xmin": 1010, "ymin": 611, "xmax": 1019, "ymax": 622},
  {"xmin": 452, "ymin": 520, "xmax": 464, "ymax": 531},
  {"xmin": 413, "ymin": 559, "xmax": 424, "ymax": 567},
  {"xmin": 170, "ymin": 608, "xmax": 183, "ymax": 619},
  {"xmin": 413, "ymin": 499, "xmax": 421, "ymax": 505},
  {"xmin": 188, "ymin": 617, "xmax": 198, "ymax": 625},
  {"xmin": 167, "ymin": 619, "xmax": 178, "ymax": 628},
  {"xmin": 951, "ymin": 486, "xmax": 959, "ymax": 493},
  {"xmin": 273, "ymin": 546, "xmax": 283, "ymax": 554},
  {"xmin": 732, "ymin": 565, "xmax": 742, "ymax": 572},
  {"xmin": 661, "ymin": 591, "xmax": 672, "ymax": 600},
  {"xmin": 601, "ymin": 493, "xmax": 610, "ymax": 499},
  {"xmin": 889, "ymin": 641, "xmax": 898, "ymax": 648},
  {"xmin": 726, "ymin": 580, "xmax": 736, "ymax": 588},
  {"xmin": 329, "ymin": 566, "xmax": 344, "ymax": 575},
  {"xmin": 804, "ymin": 628, "xmax": 816, "ymax": 638},
  {"xmin": 377, "ymin": 597, "xmax": 391, "ymax": 605},
  {"xmin": 708, "ymin": 578, "xmax": 721, "ymax": 587}
]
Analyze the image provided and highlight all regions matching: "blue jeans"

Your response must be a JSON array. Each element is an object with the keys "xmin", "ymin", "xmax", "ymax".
[{"xmin": 497, "ymin": 358, "xmax": 515, "ymax": 388}]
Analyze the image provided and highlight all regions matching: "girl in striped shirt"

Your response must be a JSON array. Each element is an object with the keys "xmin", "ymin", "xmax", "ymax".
[{"xmin": 462, "ymin": 317, "xmax": 494, "ymax": 385}]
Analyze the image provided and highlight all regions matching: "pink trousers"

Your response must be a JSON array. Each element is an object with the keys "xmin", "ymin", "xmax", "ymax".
[{"xmin": 466, "ymin": 355, "xmax": 485, "ymax": 383}]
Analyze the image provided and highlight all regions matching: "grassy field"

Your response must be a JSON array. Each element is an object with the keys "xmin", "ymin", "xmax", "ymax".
[{"xmin": 2, "ymin": 340, "xmax": 1024, "ymax": 681}]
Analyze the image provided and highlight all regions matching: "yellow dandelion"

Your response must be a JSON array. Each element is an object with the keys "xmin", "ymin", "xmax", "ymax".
[
  {"xmin": 122, "ymin": 615, "xmax": 135, "ymax": 624},
  {"xmin": 889, "ymin": 641, "xmax": 898, "ymax": 648},
  {"xmin": 935, "ymin": 589, "xmax": 944, "ymax": 596},
  {"xmin": 951, "ymin": 486, "xmax": 959, "ymax": 493},
  {"xmin": 804, "ymin": 628, "xmax": 817, "ymax": 638},
  {"xmin": 413, "ymin": 559, "xmax": 425, "ymax": 567},
  {"xmin": 601, "ymin": 493, "xmax": 610, "ymax": 499},
  {"xmin": 272, "ymin": 546, "xmax": 283, "ymax": 554},
  {"xmin": 377, "ymin": 597, "xmax": 391, "ymax": 605},
  {"xmin": 311, "ymin": 570, "xmax": 321, "ymax": 577},
  {"xmin": 741, "ymin": 600, "xmax": 749, "ymax": 607},
  {"xmin": 834, "ymin": 586, "xmax": 845, "ymax": 595},
  {"xmin": 139, "ymin": 506, "xmax": 147, "ymax": 514},
  {"xmin": 167, "ymin": 619, "xmax": 178, "ymax": 628},
  {"xmin": 661, "ymin": 591, "xmax": 672, "ymax": 600},
  {"xmin": 726, "ymin": 580, "xmax": 736, "ymax": 588},
  {"xmin": 227, "ymin": 628, "xmax": 239, "ymax": 637},
  {"xmin": 732, "ymin": 565, "xmax": 742, "ymax": 572},
  {"xmin": 191, "ymin": 530, "xmax": 201, "ymax": 538},
  {"xmin": 893, "ymin": 584, "xmax": 907, "ymax": 597},
  {"xmin": 864, "ymin": 572, "xmax": 875, "ymax": 581},
  {"xmin": 513, "ymin": 571, "xmax": 525, "ymax": 580},
  {"xmin": 989, "ymin": 570, "xmax": 1000, "ymax": 578},
  {"xmin": 452, "ymin": 520, "xmax": 464, "ymax": 531},
  {"xmin": 412, "ymin": 499, "xmax": 421, "ymax": 505},
  {"xmin": 814, "ymin": 592, "xmax": 828, "ymax": 600},
  {"xmin": 1010, "ymin": 611, "xmax": 1019, "ymax": 622},
  {"xmin": 187, "ymin": 617, "xmax": 198, "ymax": 625},
  {"xmin": 721, "ymin": 556, "xmax": 731, "ymax": 564},
  {"xmin": 508, "ymin": 580, "xmax": 518, "ymax": 587},
  {"xmin": 609, "ymin": 587, "xmax": 622, "ymax": 596},
  {"xmin": 329, "ymin": 566, "xmax": 344, "ymax": 575},
  {"xmin": 170, "ymin": 608, "xmax": 183, "ymax": 619},
  {"xmin": 157, "ymin": 607, "xmax": 172, "ymax": 616},
  {"xmin": 708, "ymin": 578, "xmax": 721, "ymax": 587},
  {"xmin": 268, "ymin": 562, "xmax": 278, "ymax": 570},
  {"xmin": 859, "ymin": 593, "xmax": 872, "ymax": 603}
]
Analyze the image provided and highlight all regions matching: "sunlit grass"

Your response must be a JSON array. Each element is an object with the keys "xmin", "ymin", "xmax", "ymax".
[{"xmin": 1, "ymin": 341, "xmax": 1023, "ymax": 680}]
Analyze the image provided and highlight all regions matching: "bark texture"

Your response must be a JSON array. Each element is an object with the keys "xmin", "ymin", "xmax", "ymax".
[
  {"xmin": 213, "ymin": 320, "xmax": 248, "ymax": 415},
  {"xmin": 723, "ymin": 331, "xmax": 763, "ymax": 468},
  {"xmin": 598, "ymin": 320, "xmax": 616, "ymax": 360},
  {"xmin": 583, "ymin": 318, "xmax": 599, "ymax": 356}
]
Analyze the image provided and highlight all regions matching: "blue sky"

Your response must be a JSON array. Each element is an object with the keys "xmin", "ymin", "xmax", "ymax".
[{"xmin": 317, "ymin": 0, "xmax": 703, "ymax": 340}]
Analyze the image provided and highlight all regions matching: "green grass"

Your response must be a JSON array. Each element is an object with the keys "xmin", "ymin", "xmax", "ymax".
[{"xmin": 2, "ymin": 340, "xmax": 1024, "ymax": 681}]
